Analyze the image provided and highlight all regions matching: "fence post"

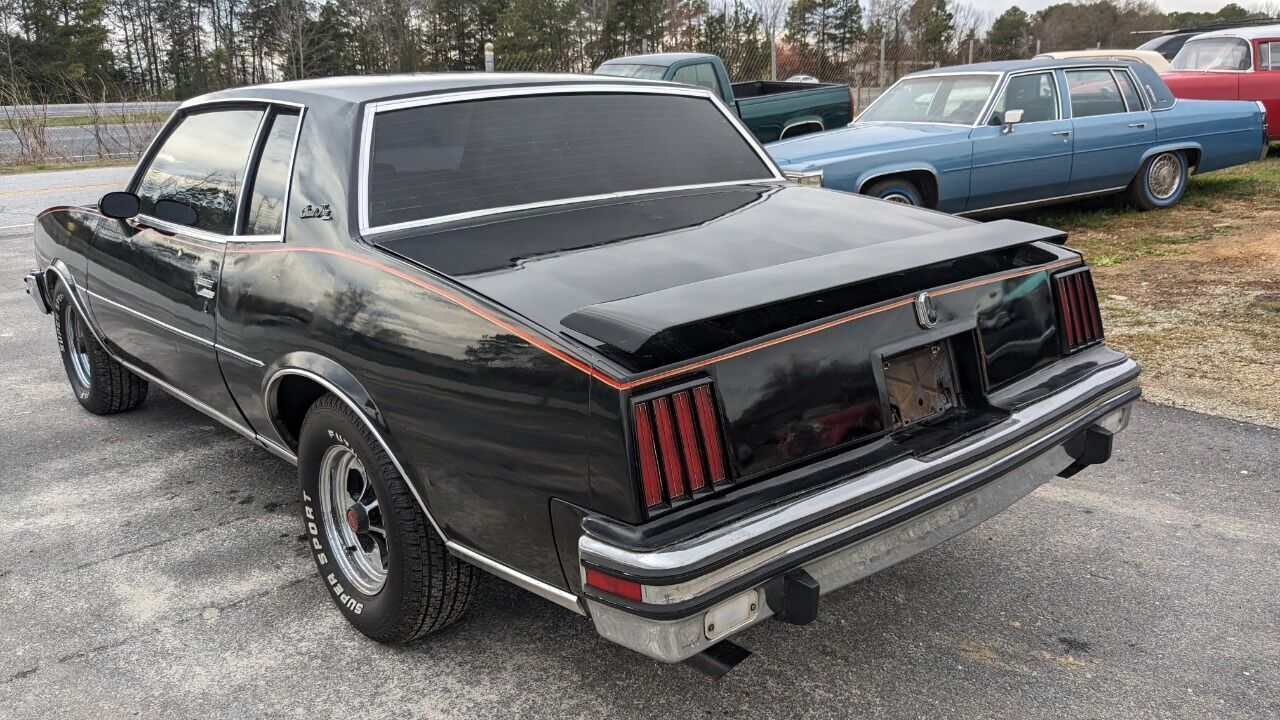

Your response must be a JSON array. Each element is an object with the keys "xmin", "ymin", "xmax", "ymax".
[
  {"xmin": 484, "ymin": 42, "xmax": 494, "ymax": 72},
  {"xmin": 878, "ymin": 37, "xmax": 886, "ymax": 88},
  {"xmin": 1035, "ymin": 37, "xmax": 1041, "ymax": 55},
  {"xmin": 968, "ymin": 37, "xmax": 974, "ymax": 64}
]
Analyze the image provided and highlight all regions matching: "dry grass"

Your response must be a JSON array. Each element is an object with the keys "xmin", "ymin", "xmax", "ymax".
[{"xmin": 1016, "ymin": 148, "xmax": 1280, "ymax": 428}]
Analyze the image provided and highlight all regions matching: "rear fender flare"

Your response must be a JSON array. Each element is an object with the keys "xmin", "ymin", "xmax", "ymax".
[{"xmin": 263, "ymin": 352, "xmax": 449, "ymax": 541}]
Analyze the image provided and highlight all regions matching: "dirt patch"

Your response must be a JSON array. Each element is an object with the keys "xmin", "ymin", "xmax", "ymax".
[{"xmin": 1023, "ymin": 154, "xmax": 1280, "ymax": 428}]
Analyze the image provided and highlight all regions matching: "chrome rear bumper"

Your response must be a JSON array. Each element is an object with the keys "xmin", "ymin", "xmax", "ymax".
[{"xmin": 579, "ymin": 357, "xmax": 1140, "ymax": 662}]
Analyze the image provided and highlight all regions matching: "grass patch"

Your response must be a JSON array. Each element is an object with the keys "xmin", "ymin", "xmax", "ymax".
[
  {"xmin": 1018, "ymin": 153, "xmax": 1280, "ymax": 268},
  {"xmin": 0, "ymin": 157, "xmax": 134, "ymax": 175},
  {"xmin": 24, "ymin": 112, "xmax": 169, "ymax": 128}
]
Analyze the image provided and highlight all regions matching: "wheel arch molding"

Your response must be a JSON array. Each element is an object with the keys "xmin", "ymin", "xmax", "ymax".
[
  {"xmin": 1138, "ymin": 142, "xmax": 1200, "ymax": 172},
  {"xmin": 263, "ymin": 352, "xmax": 451, "ymax": 541}
]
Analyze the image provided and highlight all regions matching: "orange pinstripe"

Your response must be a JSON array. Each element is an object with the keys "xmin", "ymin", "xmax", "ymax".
[{"xmin": 36, "ymin": 206, "xmax": 1082, "ymax": 392}]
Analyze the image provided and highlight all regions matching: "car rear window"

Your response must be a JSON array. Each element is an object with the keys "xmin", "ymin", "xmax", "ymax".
[{"xmin": 366, "ymin": 92, "xmax": 773, "ymax": 228}]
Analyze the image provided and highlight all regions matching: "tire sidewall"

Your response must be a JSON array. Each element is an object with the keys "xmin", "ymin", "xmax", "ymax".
[
  {"xmin": 869, "ymin": 180, "xmax": 923, "ymax": 206},
  {"xmin": 297, "ymin": 402, "xmax": 414, "ymax": 637},
  {"xmin": 1140, "ymin": 151, "xmax": 1187, "ymax": 208},
  {"xmin": 52, "ymin": 288, "xmax": 94, "ymax": 404}
]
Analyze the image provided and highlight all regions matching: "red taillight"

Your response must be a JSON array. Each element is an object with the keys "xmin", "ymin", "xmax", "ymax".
[
  {"xmin": 1054, "ymin": 268, "xmax": 1103, "ymax": 353},
  {"xmin": 632, "ymin": 403, "xmax": 664, "ymax": 508},
  {"xmin": 631, "ymin": 382, "xmax": 729, "ymax": 514},
  {"xmin": 584, "ymin": 568, "xmax": 643, "ymax": 601}
]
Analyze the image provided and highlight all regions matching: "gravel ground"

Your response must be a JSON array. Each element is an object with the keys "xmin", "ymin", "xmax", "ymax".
[{"xmin": 2, "ymin": 171, "xmax": 1278, "ymax": 719}]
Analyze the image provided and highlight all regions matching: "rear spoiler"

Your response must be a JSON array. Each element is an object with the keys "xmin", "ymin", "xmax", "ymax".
[{"xmin": 561, "ymin": 219, "xmax": 1067, "ymax": 357}]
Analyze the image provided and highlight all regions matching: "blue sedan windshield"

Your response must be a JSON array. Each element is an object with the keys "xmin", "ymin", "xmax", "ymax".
[{"xmin": 859, "ymin": 74, "xmax": 997, "ymax": 125}]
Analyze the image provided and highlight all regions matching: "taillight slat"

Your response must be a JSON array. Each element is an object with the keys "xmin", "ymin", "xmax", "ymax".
[
  {"xmin": 672, "ymin": 391, "xmax": 706, "ymax": 492},
  {"xmin": 692, "ymin": 385, "xmax": 727, "ymax": 484},
  {"xmin": 651, "ymin": 395, "xmax": 687, "ymax": 500},
  {"xmin": 1055, "ymin": 268, "xmax": 1103, "ymax": 353},
  {"xmin": 632, "ymin": 402, "xmax": 664, "ymax": 508}
]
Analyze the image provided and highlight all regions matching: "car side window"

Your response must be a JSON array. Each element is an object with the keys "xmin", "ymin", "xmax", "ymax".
[
  {"xmin": 1065, "ymin": 70, "xmax": 1127, "ymax": 118},
  {"xmin": 135, "ymin": 108, "xmax": 264, "ymax": 235},
  {"xmin": 695, "ymin": 63, "xmax": 723, "ymax": 96},
  {"xmin": 243, "ymin": 109, "xmax": 300, "ymax": 236},
  {"xmin": 1114, "ymin": 71, "xmax": 1144, "ymax": 111},
  {"xmin": 673, "ymin": 63, "xmax": 720, "ymax": 94},
  {"xmin": 1262, "ymin": 42, "xmax": 1279, "ymax": 70},
  {"xmin": 989, "ymin": 72, "xmax": 1058, "ymax": 124}
]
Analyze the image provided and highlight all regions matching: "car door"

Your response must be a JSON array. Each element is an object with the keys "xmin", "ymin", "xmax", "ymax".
[
  {"xmin": 967, "ymin": 70, "xmax": 1073, "ymax": 211},
  {"xmin": 1064, "ymin": 67, "xmax": 1156, "ymax": 195},
  {"xmin": 1242, "ymin": 39, "xmax": 1280, "ymax": 138},
  {"xmin": 86, "ymin": 104, "xmax": 268, "ymax": 425}
]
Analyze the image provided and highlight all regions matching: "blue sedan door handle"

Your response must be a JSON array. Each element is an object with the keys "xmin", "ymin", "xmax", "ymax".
[
  {"xmin": 1052, "ymin": 130, "xmax": 1072, "ymax": 141},
  {"xmin": 1129, "ymin": 122, "xmax": 1147, "ymax": 128}
]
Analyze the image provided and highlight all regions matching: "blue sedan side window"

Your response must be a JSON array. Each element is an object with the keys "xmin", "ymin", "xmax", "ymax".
[
  {"xmin": 989, "ymin": 72, "xmax": 1058, "ymax": 125},
  {"xmin": 1066, "ymin": 70, "xmax": 1127, "ymax": 118}
]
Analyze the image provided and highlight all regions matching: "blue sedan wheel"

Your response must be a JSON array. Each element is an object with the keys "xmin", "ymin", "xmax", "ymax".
[
  {"xmin": 865, "ymin": 178, "xmax": 924, "ymax": 207},
  {"xmin": 1129, "ymin": 151, "xmax": 1188, "ymax": 210}
]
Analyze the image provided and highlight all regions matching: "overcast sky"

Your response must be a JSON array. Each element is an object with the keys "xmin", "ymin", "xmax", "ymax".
[{"xmin": 967, "ymin": 0, "xmax": 1260, "ymax": 16}]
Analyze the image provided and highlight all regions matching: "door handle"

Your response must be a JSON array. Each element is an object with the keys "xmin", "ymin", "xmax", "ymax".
[
  {"xmin": 194, "ymin": 276, "xmax": 216, "ymax": 299},
  {"xmin": 1051, "ymin": 130, "xmax": 1072, "ymax": 136},
  {"xmin": 1129, "ymin": 122, "xmax": 1147, "ymax": 128}
]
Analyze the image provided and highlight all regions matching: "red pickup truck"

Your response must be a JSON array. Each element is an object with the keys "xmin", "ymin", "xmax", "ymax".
[{"xmin": 1163, "ymin": 25, "xmax": 1280, "ymax": 140}]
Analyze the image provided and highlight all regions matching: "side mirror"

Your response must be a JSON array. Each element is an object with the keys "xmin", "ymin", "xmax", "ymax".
[
  {"xmin": 153, "ymin": 198, "xmax": 199, "ymax": 227},
  {"xmin": 1002, "ymin": 109, "xmax": 1025, "ymax": 134},
  {"xmin": 98, "ymin": 191, "xmax": 140, "ymax": 220}
]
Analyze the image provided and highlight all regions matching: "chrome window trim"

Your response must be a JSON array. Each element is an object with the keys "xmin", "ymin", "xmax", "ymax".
[
  {"xmin": 84, "ymin": 288, "xmax": 264, "ymax": 367},
  {"xmin": 978, "ymin": 69, "xmax": 1064, "ymax": 127},
  {"xmin": 1062, "ymin": 66, "xmax": 1133, "ymax": 119},
  {"xmin": 1109, "ymin": 68, "xmax": 1148, "ymax": 113},
  {"xmin": 127, "ymin": 97, "xmax": 307, "ymax": 245},
  {"xmin": 356, "ymin": 83, "xmax": 785, "ymax": 235},
  {"xmin": 233, "ymin": 110, "xmax": 271, "ymax": 235}
]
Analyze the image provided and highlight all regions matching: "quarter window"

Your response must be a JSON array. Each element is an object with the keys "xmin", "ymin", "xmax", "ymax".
[
  {"xmin": 1262, "ymin": 42, "xmax": 1279, "ymax": 70},
  {"xmin": 1065, "ymin": 70, "xmax": 1128, "ymax": 118},
  {"xmin": 243, "ymin": 109, "xmax": 300, "ymax": 236},
  {"xmin": 1114, "ymin": 71, "xmax": 1144, "ymax": 111},
  {"xmin": 135, "ymin": 108, "xmax": 264, "ymax": 235},
  {"xmin": 989, "ymin": 72, "xmax": 1058, "ymax": 124}
]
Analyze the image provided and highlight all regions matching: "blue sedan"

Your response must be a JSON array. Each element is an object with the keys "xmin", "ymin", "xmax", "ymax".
[{"xmin": 768, "ymin": 58, "xmax": 1269, "ymax": 213}]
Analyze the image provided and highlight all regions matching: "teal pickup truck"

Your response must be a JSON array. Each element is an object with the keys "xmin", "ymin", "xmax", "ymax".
[{"xmin": 595, "ymin": 53, "xmax": 853, "ymax": 143}]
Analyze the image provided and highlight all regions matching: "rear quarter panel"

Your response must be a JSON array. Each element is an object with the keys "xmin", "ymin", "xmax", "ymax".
[{"xmin": 1153, "ymin": 98, "xmax": 1265, "ymax": 172}]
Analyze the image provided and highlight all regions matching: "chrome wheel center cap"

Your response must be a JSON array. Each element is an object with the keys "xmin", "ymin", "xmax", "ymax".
[{"xmin": 345, "ymin": 504, "xmax": 368, "ymax": 533}]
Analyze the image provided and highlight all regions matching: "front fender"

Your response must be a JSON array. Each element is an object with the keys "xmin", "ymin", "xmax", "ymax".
[{"xmin": 852, "ymin": 162, "xmax": 941, "ymax": 193}]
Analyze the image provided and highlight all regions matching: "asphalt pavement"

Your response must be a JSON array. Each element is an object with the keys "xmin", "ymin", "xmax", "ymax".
[{"xmin": 1, "ymin": 170, "xmax": 1277, "ymax": 719}]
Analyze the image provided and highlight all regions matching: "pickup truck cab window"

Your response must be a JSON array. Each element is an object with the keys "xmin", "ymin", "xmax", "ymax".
[
  {"xmin": 135, "ymin": 108, "xmax": 265, "ymax": 235},
  {"xmin": 1172, "ymin": 37, "xmax": 1252, "ymax": 71},
  {"xmin": 1065, "ymin": 69, "xmax": 1128, "ymax": 117},
  {"xmin": 859, "ymin": 74, "xmax": 997, "ymax": 125},
  {"xmin": 672, "ymin": 63, "xmax": 722, "ymax": 96},
  {"xmin": 988, "ymin": 71, "xmax": 1059, "ymax": 124},
  {"xmin": 364, "ymin": 90, "xmax": 776, "ymax": 230},
  {"xmin": 243, "ymin": 109, "xmax": 300, "ymax": 236}
]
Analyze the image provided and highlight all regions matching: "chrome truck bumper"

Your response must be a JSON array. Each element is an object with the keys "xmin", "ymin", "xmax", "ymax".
[{"xmin": 578, "ymin": 357, "xmax": 1140, "ymax": 663}]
